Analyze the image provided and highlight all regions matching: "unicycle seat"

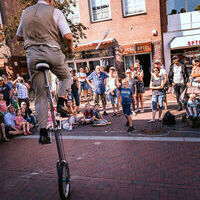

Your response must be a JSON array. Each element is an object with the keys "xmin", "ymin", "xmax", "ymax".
[{"xmin": 36, "ymin": 62, "xmax": 50, "ymax": 71}]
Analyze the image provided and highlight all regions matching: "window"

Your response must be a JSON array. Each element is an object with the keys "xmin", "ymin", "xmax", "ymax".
[
  {"xmin": 122, "ymin": 0, "xmax": 146, "ymax": 16},
  {"xmin": 68, "ymin": 0, "xmax": 80, "ymax": 24},
  {"xmin": 167, "ymin": 0, "xmax": 199, "ymax": 15},
  {"xmin": 90, "ymin": 0, "xmax": 111, "ymax": 22}
]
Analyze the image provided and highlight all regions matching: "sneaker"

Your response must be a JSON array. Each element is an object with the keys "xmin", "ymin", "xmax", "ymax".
[
  {"xmin": 103, "ymin": 111, "xmax": 108, "ymax": 116},
  {"xmin": 69, "ymin": 126, "xmax": 73, "ymax": 131},
  {"xmin": 177, "ymin": 107, "xmax": 182, "ymax": 111},
  {"xmin": 127, "ymin": 126, "xmax": 135, "ymax": 132},
  {"xmin": 106, "ymin": 121, "xmax": 111, "ymax": 125},
  {"xmin": 125, "ymin": 121, "xmax": 129, "ymax": 126},
  {"xmin": 132, "ymin": 111, "xmax": 137, "ymax": 116},
  {"xmin": 148, "ymin": 120, "xmax": 156, "ymax": 123},
  {"xmin": 39, "ymin": 135, "xmax": 51, "ymax": 145},
  {"xmin": 135, "ymin": 109, "xmax": 138, "ymax": 113},
  {"xmin": 112, "ymin": 112, "xmax": 117, "ymax": 116},
  {"xmin": 140, "ymin": 109, "xmax": 144, "ymax": 113}
]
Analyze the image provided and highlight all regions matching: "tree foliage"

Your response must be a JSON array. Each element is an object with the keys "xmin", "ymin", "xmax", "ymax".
[{"xmin": 3, "ymin": 0, "xmax": 87, "ymax": 52}]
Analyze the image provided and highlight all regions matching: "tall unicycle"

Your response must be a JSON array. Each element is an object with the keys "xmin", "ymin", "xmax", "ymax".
[{"xmin": 36, "ymin": 62, "xmax": 71, "ymax": 200}]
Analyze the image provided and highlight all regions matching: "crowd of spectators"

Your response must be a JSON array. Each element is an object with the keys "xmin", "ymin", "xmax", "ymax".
[
  {"xmin": 0, "ymin": 75, "xmax": 35, "ymax": 143},
  {"xmin": 1, "ymin": 56, "xmax": 200, "ymax": 140}
]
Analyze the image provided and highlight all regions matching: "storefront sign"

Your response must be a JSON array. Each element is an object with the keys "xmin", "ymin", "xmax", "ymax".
[
  {"xmin": 122, "ymin": 45, "xmax": 135, "ymax": 55},
  {"xmin": 135, "ymin": 43, "xmax": 152, "ymax": 53},
  {"xmin": 187, "ymin": 40, "xmax": 200, "ymax": 46}
]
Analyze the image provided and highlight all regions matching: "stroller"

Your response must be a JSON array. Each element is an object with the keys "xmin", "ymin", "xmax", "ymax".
[{"xmin": 180, "ymin": 86, "xmax": 200, "ymax": 128}]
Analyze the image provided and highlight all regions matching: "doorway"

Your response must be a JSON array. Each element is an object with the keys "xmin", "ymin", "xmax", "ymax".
[{"xmin": 135, "ymin": 54, "xmax": 151, "ymax": 87}]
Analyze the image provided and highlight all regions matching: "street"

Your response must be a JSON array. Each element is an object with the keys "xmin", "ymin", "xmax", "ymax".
[{"xmin": 0, "ymin": 136, "xmax": 200, "ymax": 200}]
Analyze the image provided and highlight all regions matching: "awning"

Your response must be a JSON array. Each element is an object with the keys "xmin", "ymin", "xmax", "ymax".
[
  {"xmin": 170, "ymin": 34, "xmax": 200, "ymax": 50},
  {"xmin": 74, "ymin": 38, "xmax": 116, "ymax": 52}
]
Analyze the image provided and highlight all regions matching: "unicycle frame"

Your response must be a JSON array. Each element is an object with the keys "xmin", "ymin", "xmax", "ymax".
[{"xmin": 44, "ymin": 70, "xmax": 65, "ymax": 162}]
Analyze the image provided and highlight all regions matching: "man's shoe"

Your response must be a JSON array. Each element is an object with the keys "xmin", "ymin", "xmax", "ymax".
[
  {"xmin": 103, "ymin": 111, "xmax": 108, "ymax": 116},
  {"xmin": 39, "ymin": 135, "xmax": 51, "ymax": 145},
  {"xmin": 57, "ymin": 105, "xmax": 70, "ymax": 117},
  {"xmin": 127, "ymin": 126, "xmax": 135, "ymax": 132},
  {"xmin": 177, "ymin": 107, "xmax": 182, "ymax": 111}
]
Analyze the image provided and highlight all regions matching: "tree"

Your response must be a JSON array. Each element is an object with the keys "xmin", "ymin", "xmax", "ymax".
[{"xmin": 3, "ymin": 0, "xmax": 87, "ymax": 54}]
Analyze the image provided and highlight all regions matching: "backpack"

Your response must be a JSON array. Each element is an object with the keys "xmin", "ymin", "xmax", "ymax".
[{"xmin": 162, "ymin": 111, "xmax": 176, "ymax": 125}]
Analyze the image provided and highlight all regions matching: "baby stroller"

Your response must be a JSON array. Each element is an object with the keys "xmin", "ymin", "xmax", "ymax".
[{"xmin": 180, "ymin": 87, "xmax": 200, "ymax": 128}]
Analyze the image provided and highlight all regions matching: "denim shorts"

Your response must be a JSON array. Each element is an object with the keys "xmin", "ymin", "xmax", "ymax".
[
  {"xmin": 107, "ymin": 89, "xmax": 119, "ymax": 105},
  {"xmin": 79, "ymin": 81, "xmax": 86, "ymax": 92},
  {"xmin": 152, "ymin": 94, "xmax": 165, "ymax": 110},
  {"xmin": 122, "ymin": 103, "xmax": 132, "ymax": 116}
]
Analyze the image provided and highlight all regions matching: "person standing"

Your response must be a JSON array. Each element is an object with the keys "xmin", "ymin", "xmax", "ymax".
[
  {"xmin": 87, "ymin": 65, "xmax": 109, "ymax": 115},
  {"xmin": 153, "ymin": 60, "xmax": 168, "ymax": 110},
  {"xmin": 169, "ymin": 55, "xmax": 189, "ymax": 111},
  {"xmin": 0, "ymin": 77, "xmax": 11, "ymax": 106},
  {"xmin": 16, "ymin": 0, "xmax": 73, "ymax": 144},
  {"xmin": 14, "ymin": 77, "xmax": 30, "ymax": 108},
  {"xmin": 77, "ymin": 68, "xmax": 87, "ymax": 99},
  {"xmin": 107, "ymin": 67, "xmax": 120, "ymax": 116},
  {"xmin": 134, "ymin": 63, "xmax": 145, "ymax": 113},
  {"xmin": 149, "ymin": 67, "xmax": 165, "ymax": 123}
]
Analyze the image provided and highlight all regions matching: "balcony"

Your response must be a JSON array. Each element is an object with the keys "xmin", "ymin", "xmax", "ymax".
[{"xmin": 167, "ymin": 11, "xmax": 200, "ymax": 32}]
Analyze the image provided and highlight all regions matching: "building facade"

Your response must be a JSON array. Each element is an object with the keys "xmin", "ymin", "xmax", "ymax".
[
  {"xmin": 70, "ymin": 0, "xmax": 164, "ymax": 86},
  {"xmin": 163, "ymin": 0, "xmax": 200, "ymax": 73}
]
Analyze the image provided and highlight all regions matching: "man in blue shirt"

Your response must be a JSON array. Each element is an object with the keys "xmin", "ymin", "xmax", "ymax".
[
  {"xmin": 4, "ymin": 105, "xmax": 23, "ymax": 135},
  {"xmin": 119, "ymin": 79, "xmax": 135, "ymax": 132},
  {"xmin": 87, "ymin": 65, "xmax": 109, "ymax": 115}
]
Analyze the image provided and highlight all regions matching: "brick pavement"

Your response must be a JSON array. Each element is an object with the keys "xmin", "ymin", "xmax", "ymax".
[{"xmin": 0, "ymin": 138, "xmax": 200, "ymax": 200}]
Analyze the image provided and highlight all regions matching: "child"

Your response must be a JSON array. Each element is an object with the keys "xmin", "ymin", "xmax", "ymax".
[
  {"xmin": 187, "ymin": 94, "xmax": 200, "ymax": 119},
  {"xmin": 15, "ymin": 109, "xmax": 32, "ymax": 135},
  {"xmin": 92, "ymin": 104, "xmax": 111, "ymax": 126},
  {"xmin": 0, "ymin": 106, "xmax": 9, "ymax": 142},
  {"xmin": 0, "ymin": 93, "xmax": 8, "ymax": 113},
  {"xmin": 125, "ymin": 69, "xmax": 137, "ymax": 116},
  {"xmin": 66, "ymin": 99, "xmax": 80, "ymax": 131},
  {"xmin": 118, "ymin": 79, "xmax": 135, "ymax": 132},
  {"xmin": 82, "ymin": 103, "xmax": 93, "ymax": 124}
]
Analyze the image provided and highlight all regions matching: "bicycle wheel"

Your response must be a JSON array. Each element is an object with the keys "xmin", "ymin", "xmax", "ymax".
[{"xmin": 57, "ymin": 161, "xmax": 71, "ymax": 200}]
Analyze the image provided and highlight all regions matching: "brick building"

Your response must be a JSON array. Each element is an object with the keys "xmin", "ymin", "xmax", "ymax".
[
  {"xmin": 0, "ymin": 0, "xmax": 166, "ymax": 86},
  {"xmin": 69, "ymin": 0, "xmax": 165, "ymax": 86}
]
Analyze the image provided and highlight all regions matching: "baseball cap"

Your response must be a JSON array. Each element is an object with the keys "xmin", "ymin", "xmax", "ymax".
[{"xmin": 154, "ymin": 60, "xmax": 161, "ymax": 64}]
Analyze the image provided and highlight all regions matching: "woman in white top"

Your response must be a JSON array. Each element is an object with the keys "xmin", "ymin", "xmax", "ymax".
[
  {"xmin": 107, "ymin": 67, "xmax": 120, "ymax": 116},
  {"xmin": 77, "ymin": 68, "xmax": 87, "ymax": 99}
]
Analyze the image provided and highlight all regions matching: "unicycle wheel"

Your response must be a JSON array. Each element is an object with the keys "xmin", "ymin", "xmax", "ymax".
[{"xmin": 57, "ymin": 161, "xmax": 71, "ymax": 200}]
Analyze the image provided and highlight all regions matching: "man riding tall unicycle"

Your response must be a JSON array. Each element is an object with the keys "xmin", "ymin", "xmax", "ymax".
[{"xmin": 16, "ymin": 0, "xmax": 73, "ymax": 199}]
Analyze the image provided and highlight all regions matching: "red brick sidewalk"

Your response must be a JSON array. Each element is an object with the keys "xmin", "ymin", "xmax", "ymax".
[{"xmin": 0, "ymin": 138, "xmax": 200, "ymax": 200}]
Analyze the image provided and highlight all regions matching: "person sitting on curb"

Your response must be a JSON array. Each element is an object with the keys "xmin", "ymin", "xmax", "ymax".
[
  {"xmin": 118, "ymin": 79, "xmax": 135, "ymax": 132},
  {"xmin": 4, "ymin": 105, "xmax": 24, "ymax": 135},
  {"xmin": 0, "ymin": 105, "xmax": 10, "ymax": 142},
  {"xmin": 65, "ymin": 99, "xmax": 80, "ymax": 131},
  {"xmin": 15, "ymin": 109, "xmax": 33, "ymax": 135},
  {"xmin": 82, "ymin": 103, "xmax": 93, "ymax": 125},
  {"xmin": 92, "ymin": 104, "xmax": 111, "ymax": 126}
]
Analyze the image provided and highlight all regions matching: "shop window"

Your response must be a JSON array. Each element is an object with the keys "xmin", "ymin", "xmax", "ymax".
[
  {"xmin": 124, "ymin": 55, "xmax": 135, "ymax": 70},
  {"xmin": 167, "ymin": 0, "xmax": 199, "ymax": 15},
  {"xmin": 122, "ymin": 0, "xmax": 146, "ymax": 17},
  {"xmin": 102, "ymin": 58, "xmax": 115, "ymax": 71},
  {"xmin": 68, "ymin": 0, "xmax": 80, "ymax": 24},
  {"xmin": 89, "ymin": 0, "xmax": 111, "ymax": 22},
  {"xmin": 89, "ymin": 60, "xmax": 100, "ymax": 71}
]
